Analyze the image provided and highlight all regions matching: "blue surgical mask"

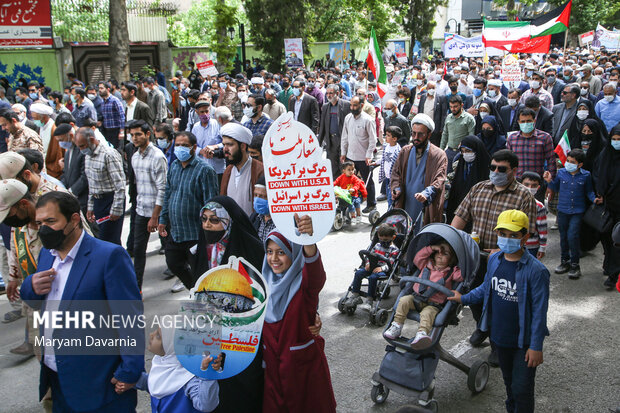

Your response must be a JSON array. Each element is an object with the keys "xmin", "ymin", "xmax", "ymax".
[
  {"xmin": 519, "ymin": 122, "xmax": 535, "ymax": 134},
  {"xmin": 292, "ymin": 87, "xmax": 301, "ymax": 97},
  {"xmin": 157, "ymin": 138, "xmax": 169, "ymax": 149},
  {"xmin": 497, "ymin": 236, "xmax": 522, "ymax": 254},
  {"xmin": 611, "ymin": 140, "xmax": 620, "ymax": 150},
  {"xmin": 527, "ymin": 70, "xmax": 533, "ymax": 78},
  {"xmin": 253, "ymin": 197, "xmax": 269, "ymax": 215},
  {"xmin": 487, "ymin": 89, "xmax": 497, "ymax": 98},
  {"xmin": 29, "ymin": 92, "xmax": 38, "ymax": 100},
  {"xmin": 180, "ymin": 98, "xmax": 187, "ymax": 108},
  {"xmin": 59, "ymin": 141, "xmax": 72, "ymax": 150},
  {"xmin": 489, "ymin": 170, "xmax": 510, "ymax": 187},
  {"xmin": 473, "ymin": 88, "xmax": 482, "ymax": 97},
  {"xmin": 219, "ymin": 82, "xmax": 227, "ymax": 89},
  {"xmin": 80, "ymin": 146, "xmax": 93, "ymax": 157},
  {"xmin": 70, "ymin": 95, "xmax": 77, "ymax": 104},
  {"xmin": 174, "ymin": 146, "xmax": 192, "ymax": 161},
  {"xmin": 564, "ymin": 162, "xmax": 578, "ymax": 173}
]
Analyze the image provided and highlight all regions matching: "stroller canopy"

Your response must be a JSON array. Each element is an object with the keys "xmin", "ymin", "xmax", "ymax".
[{"xmin": 409, "ymin": 224, "xmax": 480, "ymax": 288}]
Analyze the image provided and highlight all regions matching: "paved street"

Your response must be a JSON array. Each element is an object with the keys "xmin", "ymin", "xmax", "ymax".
[{"xmin": 0, "ymin": 198, "xmax": 618, "ymax": 413}]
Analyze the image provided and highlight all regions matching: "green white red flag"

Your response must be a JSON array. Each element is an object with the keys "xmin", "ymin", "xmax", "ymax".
[
  {"xmin": 366, "ymin": 27, "xmax": 387, "ymax": 98},
  {"xmin": 554, "ymin": 130, "xmax": 571, "ymax": 165}
]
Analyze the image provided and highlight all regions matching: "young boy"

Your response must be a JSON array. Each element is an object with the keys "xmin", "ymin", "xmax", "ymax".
[
  {"xmin": 449, "ymin": 210, "xmax": 550, "ymax": 413},
  {"xmin": 334, "ymin": 161, "xmax": 367, "ymax": 224},
  {"xmin": 520, "ymin": 172, "xmax": 548, "ymax": 260},
  {"xmin": 384, "ymin": 240, "xmax": 462, "ymax": 349},
  {"xmin": 346, "ymin": 224, "xmax": 399, "ymax": 307},
  {"xmin": 379, "ymin": 126, "xmax": 402, "ymax": 209},
  {"xmin": 543, "ymin": 149, "xmax": 596, "ymax": 279}
]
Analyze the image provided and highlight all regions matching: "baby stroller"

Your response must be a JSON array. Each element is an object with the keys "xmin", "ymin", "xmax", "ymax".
[
  {"xmin": 337, "ymin": 208, "xmax": 414, "ymax": 326},
  {"xmin": 332, "ymin": 164, "xmax": 381, "ymax": 231},
  {"xmin": 370, "ymin": 223, "xmax": 488, "ymax": 412}
]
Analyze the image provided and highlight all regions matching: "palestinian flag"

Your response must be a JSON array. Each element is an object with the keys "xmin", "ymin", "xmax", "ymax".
[
  {"xmin": 366, "ymin": 27, "xmax": 387, "ymax": 98},
  {"xmin": 530, "ymin": 0, "xmax": 572, "ymax": 38},
  {"xmin": 554, "ymin": 130, "xmax": 571, "ymax": 165},
  {"xmin": 482, "ymin": 18, "xmax": 531, "ymax": 49}
]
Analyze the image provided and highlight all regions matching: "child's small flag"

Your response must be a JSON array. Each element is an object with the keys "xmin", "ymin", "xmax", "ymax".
[{"xmin": 554, "ymin": 130, "xmax": 571, "ymax": 165}]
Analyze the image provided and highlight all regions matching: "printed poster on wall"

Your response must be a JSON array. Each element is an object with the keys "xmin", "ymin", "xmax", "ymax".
[
  {"xmin": 284, "ymin": 38, "xmax": 305, "ymax": 68},
  {"xmin": 262, "ymin": 112, "xmax": 336, "ymax": 245},
  {"xmin": 0, "ymin": 0, "xmax": 53, "ymax": 48},
  {"xmin": 175, "ymin": 256, "xmax": 269, "ymax": 380},
  {"xmin": 329, "ymin": 42, "xmax": 351, "ymax": 65}
]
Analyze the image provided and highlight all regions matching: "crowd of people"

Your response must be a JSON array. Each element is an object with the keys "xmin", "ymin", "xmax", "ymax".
[{"xmin": 0, "ymin": 45, "xmax": 618, "ymax": 412}]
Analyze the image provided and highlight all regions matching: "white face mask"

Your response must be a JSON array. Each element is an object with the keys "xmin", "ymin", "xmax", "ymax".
[
  {"xmin": 608, "ymin": 81, "xmax": 618, "ymax": 89},
  {"xmin": 427, "ymin": 88, "xmax": 436, "ymax": 96},
  {"xmin": 479, "ymin": 111, "xmax": 490, "ymax": 119},
  {"xmin": 87, "ymin": 94, "xmax": 96, "ymax": 100},
  {"xmin": 508, "ymin": 98, "xmax": 517, "ymax": 107},
  {"xmin": 576, "ymin": 110, "xmax": 589, "ymax": 120},
  {"xmin": 604, "ymin": 95, "xmax": 615, "ymax": 102},
  {"xmin": 487, "ymin": 90, "xmax": 497, "ymax": 98},
  {"xmin": 530, "ymin": 80, "xmax": 541, "ymax": 89},
  {"xmin": 527, "ymin": 187, "xmax": 538, "ymax": 196},
  {"xmin": 462, "ymin": 152, "xmax": 476, "ymax": 163},
  {"xmin": 580, "ymin": 88, "xmax": 588, "ymax": 96}
]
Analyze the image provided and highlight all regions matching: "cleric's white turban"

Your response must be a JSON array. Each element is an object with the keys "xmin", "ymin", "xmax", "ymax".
[
  {"xmin": 221, "ymin": 122, "xmax": 253, "ymax": 145},
  {"xmin": 411, "ymin": 113, "xmax": 435, "ymax": 133},
  {"xmin": 29, "ymin": 102, "xmax": 53, "ymax": 116}
]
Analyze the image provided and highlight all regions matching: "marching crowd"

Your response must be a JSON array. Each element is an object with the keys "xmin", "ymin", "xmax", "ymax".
[{"xmin": 0, "ymin": 45, "xmax": 618, "ymax": 412}]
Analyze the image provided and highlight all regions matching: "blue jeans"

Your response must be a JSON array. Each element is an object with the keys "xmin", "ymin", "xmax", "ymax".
[
  {"xmin": 351, "ymin": 268, "xmax": 385, "ymax": 298},
  {"xmin": 495, "ymin": 345, "xmax": 537, "ymax": 413},
  {"xmin": 557, "ymin": 211, "xmax": 583, "ymax": 265},
  {"xmin": 347, "ymin": 196, "xmax": 362, "ymax": 214},
  {"xmin": 385, "ymin": 178, "xmax": 393, "ymax": 209}
]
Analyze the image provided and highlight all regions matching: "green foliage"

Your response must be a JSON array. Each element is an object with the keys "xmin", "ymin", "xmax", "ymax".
[
  {"xmin": 211, "ymin": 0, "xmax": 238, "ymax": 72},
  {"xmin": 393, "ymin": 0, "xmax": 446, "ymax": 56}
]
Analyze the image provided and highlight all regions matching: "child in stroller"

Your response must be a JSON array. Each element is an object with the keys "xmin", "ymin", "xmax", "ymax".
[
  {"xmin": 333, "ymin": 161, "xmax": 367, "ymax": 225},
  {"xmin": 344, "ymin": 223, "xmax": 400, "ymax": 308},
  {"xmin": 383, "ymin": 240, "xmax": 463, "ymax": 349}
]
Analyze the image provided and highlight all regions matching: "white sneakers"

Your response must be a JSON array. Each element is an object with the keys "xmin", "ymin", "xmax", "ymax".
[
  {"xmin": 411, "ymin": 330, "xmax": 432, "ymax": 349},
  {"xmin": 171, "ymin": 279, "xmax": 185, "ymax": 293},
  {"xmin": 355, "ymin": 216, "xmax": 361, "ymax": 224},
  {"xmin": 383, "ymin": 322, "xmax": 403, "ymax": 340}
]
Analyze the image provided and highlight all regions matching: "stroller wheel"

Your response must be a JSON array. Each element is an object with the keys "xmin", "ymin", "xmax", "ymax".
[
  {"xmin": 337, "ymin": 297, "xmax": 348, "ymax": 314},
  {"xmin": 375, "ymin": 309, "xmax": 389, "ymax": 326},
  {"xmin": 345, "ymin": 304, "xmax": 357, "ymax": 316},
  {"xmin": 333, "ymin": 213, "xmax": 344, "ymax": 231},
  {"xmin": 467, "ymin": 360, "xmax": 490, "ymax": 394},
  {"xmin": 368, "ymin": 210, "xmax": 381, "ymax": 225},
  {"xmin": 370, "ymin": 384, "xmax": 389, "ymax": 404}
]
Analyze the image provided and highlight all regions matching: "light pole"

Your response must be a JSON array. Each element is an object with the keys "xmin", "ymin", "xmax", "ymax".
[
  {"xmin": 227, "ymin": 25, "xmax": 247, "ymax": 72},
  {"xmin": 445, "ymin": 18, "xmax": 461, "ymax": 35}
]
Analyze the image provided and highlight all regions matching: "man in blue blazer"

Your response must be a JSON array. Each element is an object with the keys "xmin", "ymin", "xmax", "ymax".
[{"xmin": 21, "ymin": 191, "xmax": 144, "ymax": 412}]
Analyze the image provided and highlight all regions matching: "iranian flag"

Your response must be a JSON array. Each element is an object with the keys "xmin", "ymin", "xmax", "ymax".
[
  {"xmin": 530, "ymin": 0, "xmax": 572, "ymax": 38},
  {"xmin": 483, "ymin": 18, "xmax": 531, "ymax": 50},
  {"xmin": 366, "ymin": 27, "xmax": 387, "ymax": 98},
  {"xmin": 554, "ymin": 130, "xmax": 571, "ymax": 165}
]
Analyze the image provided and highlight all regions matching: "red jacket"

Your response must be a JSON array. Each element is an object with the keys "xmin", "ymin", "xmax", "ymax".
[
  {"xmin": 262, "ymin": 252, "xmax": 337, "ymax": 413},
  {"xmin": 333, "ymin": 173, "xmax": 367, "ymax": 199}
]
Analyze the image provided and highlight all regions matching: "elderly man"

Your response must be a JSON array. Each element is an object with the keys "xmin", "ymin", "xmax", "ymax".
[
  {"xmin": 30, "ymin": 102, "xmax": 64, "ymax": 178},
  {"xmin": 520, "ymin": 71, "xmax": 554, "ymax": 111},
  {"xmin": 578, "ymin": 63, "xmax": 602, "ymax": 95},
  {"xmin": 390, "ymin": 113, "xmax": 447, "ymax": 229},
  {"xmin": 486, "ymin": 79, "xmax": 508, "ymax": 111},
  {"xmin": 264, "ymin": 88, "xmax": 286, "ymax": 120},
  {"xmin": 53, "ymin": 123, "xmax": 89, "ymax": 213},
  {"xmin": 595, "ymin": 83, "xmax": 620, "ymax": 132},
  {"xmin": 220, "ymin": 123, "xmax": 263, "ymax": 216},
  {"xmin": 383, "ymin": 99, "xmax": 411, "ymax": 147},
  {"xmin": 340, "ymin": 95, "xmax": 377, "ymax": 212},
  {"xmin": 190, "ymin": 101, "xmax": 224, "ymax": 182}
]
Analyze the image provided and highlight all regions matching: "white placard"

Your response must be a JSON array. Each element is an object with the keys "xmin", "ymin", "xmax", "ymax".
[
  {"xmin": 501, "ymin": 54, "xmax": 522, "ymax": 90},
  {"xmin": 262, "ymin": 112, "xmax": 335, "ymax": 245}
]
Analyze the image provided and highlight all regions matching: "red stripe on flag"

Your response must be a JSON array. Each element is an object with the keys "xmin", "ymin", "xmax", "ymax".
[{"xmin": 558, "ymin": 0, "xmax": 572, "ymax": 27}]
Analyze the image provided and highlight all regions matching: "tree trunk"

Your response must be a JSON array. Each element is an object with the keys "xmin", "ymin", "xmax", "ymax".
[
  {"xmin": 215, "ymin": 0, "xmax": 228, "ymax": 72},
  {"xmin": 109, "ymin": 0, "xmax": 130, "ymax": 82}
]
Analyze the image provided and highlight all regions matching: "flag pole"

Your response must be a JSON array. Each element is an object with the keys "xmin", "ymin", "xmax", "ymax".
[{"xmin": 563, "ymin": 28, "xmax": 568, "ymax": 51}]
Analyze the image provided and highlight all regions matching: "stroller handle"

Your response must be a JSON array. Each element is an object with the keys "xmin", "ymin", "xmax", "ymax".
[{"xmin": 399, "ymin": 276, "xmax": 455, "ymax": 297}]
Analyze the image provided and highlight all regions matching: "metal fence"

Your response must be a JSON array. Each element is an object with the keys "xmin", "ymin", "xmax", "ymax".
[{"xmin": 51, "ymin": 0, "xmax": 178, "ymax": 42}]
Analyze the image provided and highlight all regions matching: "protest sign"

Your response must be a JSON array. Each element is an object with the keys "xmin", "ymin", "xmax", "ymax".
[
  {"xmin": 262, "ymin": 112, "xmax": 336, "ymax": 245},
  {"xmin": 501, "ymin": 54, "xmax": 522, "ymax": 90},
  {"xmin": 196, "ymin": 60, "xmax": 218, "ymax": 77},
  {"xmin": 329, "ymin": 42, "xmax": 351, "ymax": 65},
  {"xmin": 444, "ymin": 34, "xmax": 485, "ymax": 58},
  {"xmin": 284, "ymin": 38, "xmax": 305, "ymax": 68},
  {"xmin": 396, "ymin": 52, "xmax": 407, "ymax": 64},
  {"xmin": 592, "ymin": 24, "xmax": 620, "ymax": 51},
  {"xmin": 175, "ymin": 256, "xmax": 268, "ymax": 380},
  {"xmin": 0, "ymin": 0, "xmax": 53, "ymax": 48},
  {"xmin": 579, "ymin": 31, "xmax": 594, "ymax": 46}
]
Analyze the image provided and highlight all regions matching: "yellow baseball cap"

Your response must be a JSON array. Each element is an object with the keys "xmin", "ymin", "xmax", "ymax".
[{"xmin": 494, "ymin": 209, "xmax": 529, "ymax": 233}]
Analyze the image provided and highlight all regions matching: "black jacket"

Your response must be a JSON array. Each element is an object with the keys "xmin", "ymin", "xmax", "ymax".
[
  {"xmin": 288, "ymin": 93, "xmax": 320, "ymax": 134},
  {"xmin": 499, "ymin": 104, "xmax": 524, "ymax": 133},
  {"xmin": 60, "ymin": 144, "xmax": 88, "ymax": 210},
  {"xmin": 318, "ymin": 99, "xmax": 350, "ymax": 151}
]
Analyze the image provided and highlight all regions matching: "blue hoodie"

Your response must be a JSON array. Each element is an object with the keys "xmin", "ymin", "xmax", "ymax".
[{"xmin": 461, "ymin": 250, "xmax": 550, "ymax": 351}]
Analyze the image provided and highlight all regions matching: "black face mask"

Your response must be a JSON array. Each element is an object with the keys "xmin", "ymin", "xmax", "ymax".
[
  {"xmin": 39, "ymin": 223, "xmax": 75, "ymax": 250},
  {"xmin": 204, "ymin": 229, "xmax": 226, "ymax": 244},
  {"xmin": 3, "ymin": 214, "xmax": 30, "ymax": 228},
  {"xmin": 379, "ymin": 240, "xmax": 391, "ymax": 248},
  {"xmin": 450, "ymin": 85, "xmax": 458, "ymax": 92},
  {"xmin": 481, "ymin": 129, "xmax": 495, "ymax": 138},
  {"xmin": 282, "ymin": 82, "xmax": 290, "ymax": 88}
]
